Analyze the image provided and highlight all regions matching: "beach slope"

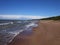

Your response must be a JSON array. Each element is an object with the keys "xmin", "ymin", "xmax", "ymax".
[{"xmin": 8, "ymin": 20, "xmax": 60, "ymax": 45}]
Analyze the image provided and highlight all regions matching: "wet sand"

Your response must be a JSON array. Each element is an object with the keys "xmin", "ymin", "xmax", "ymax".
[{"xmin": 8, "ymin": 20, "xmax": 60, "ymax": 45}]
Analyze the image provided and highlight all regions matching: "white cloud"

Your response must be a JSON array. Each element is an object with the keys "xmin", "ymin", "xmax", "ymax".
[{"xmin": 0, "ymin": 15, "xmax": 47, "ymax": 19}]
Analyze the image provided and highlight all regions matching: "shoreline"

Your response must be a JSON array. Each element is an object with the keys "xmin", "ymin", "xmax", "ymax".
[
  {"xmin": 0, "ymin": 21, "xmax": 38, "ymax": 45},
  {"xmin": 8, "ymin": 23, "xmax": 39, "ymax": 45},
  {"xmin": 8, "ymin": 20, "xmax": 60, "ymax": 45}
]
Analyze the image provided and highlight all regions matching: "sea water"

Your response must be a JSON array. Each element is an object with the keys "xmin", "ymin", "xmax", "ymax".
[{"xmin": 0, "ymin": 20, "xmax": 38, "ymax": 45}]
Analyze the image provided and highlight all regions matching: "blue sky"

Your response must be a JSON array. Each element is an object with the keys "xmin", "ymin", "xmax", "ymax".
[{"xmin": 0, "ymin": 0, "xmax": 60, "ymax": 19}]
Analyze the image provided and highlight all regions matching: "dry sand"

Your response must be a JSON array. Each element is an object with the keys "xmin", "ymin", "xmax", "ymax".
[{"xmin": 8, "ymin": 20, "xmax": 60, "ymax": 45}]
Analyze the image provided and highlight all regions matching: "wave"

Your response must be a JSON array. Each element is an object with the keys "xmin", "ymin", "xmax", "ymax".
[{"xmin": 0, "ymin": 21, "xmax": 38, "ymax": 45}]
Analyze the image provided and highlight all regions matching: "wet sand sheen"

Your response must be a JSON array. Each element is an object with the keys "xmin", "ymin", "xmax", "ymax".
[{"xmin": 8, "ymin": 20, "xmax": 60, "ymax": 45}]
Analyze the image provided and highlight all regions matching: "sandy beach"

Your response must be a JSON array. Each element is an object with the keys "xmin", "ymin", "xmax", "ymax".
[{"xmin": 8, "ymin": 20, "xmax": 60, "ymax": 45}]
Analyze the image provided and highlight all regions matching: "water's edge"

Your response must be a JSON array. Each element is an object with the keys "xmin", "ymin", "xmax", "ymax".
[{"xmin": 0, "ymin": 20, "xmax": 38, "ymax": 45}]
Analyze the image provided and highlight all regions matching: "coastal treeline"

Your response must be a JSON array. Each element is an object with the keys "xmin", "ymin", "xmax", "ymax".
[{"xmin": 40, "ymin": 16, "xmax": 60, "ymax": 20}]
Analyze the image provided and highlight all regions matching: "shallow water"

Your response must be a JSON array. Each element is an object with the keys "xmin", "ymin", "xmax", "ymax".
[{"xmin": 0, "ymin": 20, "xmax": 38, "ymax": 45}]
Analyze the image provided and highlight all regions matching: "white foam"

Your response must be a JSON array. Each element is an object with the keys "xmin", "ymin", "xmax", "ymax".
[
  {"xmin": 0, "ymin": 22, "xmax": 13, "ymax": 25},
  {"xmin": 9, "ymin": 30, "xmax": 23, "ymax": 36},
  {"xmin": 0, "ymin": 23, "xmax": 9, "ymax": 25},
  {"xmin": 8, "ymin": 30, "xmax": 24, "ymax": 43},
  {"xmin": 26, "ymin": 23, "xmax": 38, "ymax": 28}
]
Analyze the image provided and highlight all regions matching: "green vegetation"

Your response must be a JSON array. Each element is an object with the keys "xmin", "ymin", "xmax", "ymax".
[{"xmin": 40, "ymin": 16, "xmax": 60, "ymax": 20}]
